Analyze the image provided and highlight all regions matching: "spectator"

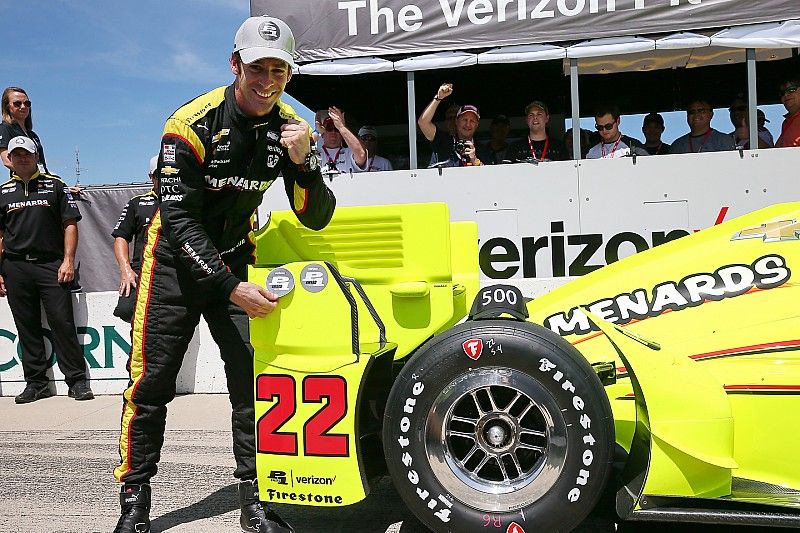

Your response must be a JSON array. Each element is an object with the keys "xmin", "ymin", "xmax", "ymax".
[
  {"xmin": 0, "ymin": 136, "xmax": 93, "ymax": 404},
  {"xmin": 757, "ymin": 109, "xmax": 774, "ymax": 147},
  {"xmin": 728, "ymin": 95, "xmax": 772, "ymax": 148},
  {"xmin": 111, "ymin": 155, "xmax": 159, "ymax": 323},
  {"xmin": 777, "ymin": 75, "xmax": 800, "ymax": 148},
  {"xmin": 316, "ymin": 106, "xmax": 368, "ymax": 173},
  {"xmin": 443, "ymin": 103, "xmax": 459, "ymax": 137},
  {"xmin": 483, "ymin": 114, "xmax": 512, "ymax": 164},
  {"xmin": 111, "ymin": 16, "xmax": 334, "ymax": 533},
  {"xmin": 641, "ymin": 112, "xmax": 670, "ymax": 155},
  {"xmin": 0, "ymin": 87, "xmax": 48, "ymax": 174},
  {"xmin": 586, "ymin": 104, "xmax": 647, "ymax": 159},
  {"xmin": 418, "ymin": 83, "xmax": 491, "ymax": 167},
  {"xmin": 670, "ymin": 98, "xmax": 735, "ymax": 153},
  {"xmin": 358, "ymin": 126, "xmax": 393, "ymax": 171},
  {"xmin": 564, "ymin": 128, "xmax": 593, "ymax": 159},
  {"xmin": 508, "ymin": 101, "xmax": 567, "ymax": 162}
]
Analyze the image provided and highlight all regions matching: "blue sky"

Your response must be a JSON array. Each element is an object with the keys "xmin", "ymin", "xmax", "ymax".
[
  {"xmin": 4, "ymin": 1, "xmax": 787, "ymax": 185},
  {"xmin": 3, "ymin": 0, "xmax": 312, "ymax": 185}
]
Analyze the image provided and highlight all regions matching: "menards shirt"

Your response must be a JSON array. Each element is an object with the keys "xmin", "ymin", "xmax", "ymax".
[
  {"xmin": 0, "ymin": 172, "xmax": 81, "ymax": 259},
  {"xmin": 111, "ymin": 190, "xmax": 158, "ymax": 272},
  {"xmin": 157, "ymin": 84, "xmax": 335, "ymax": 298}
]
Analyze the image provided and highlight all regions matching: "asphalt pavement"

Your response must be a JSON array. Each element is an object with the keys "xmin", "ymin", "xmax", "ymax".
[{"xmin": 0, "ymin": 394, "xmax": 785, "ymax": 533}]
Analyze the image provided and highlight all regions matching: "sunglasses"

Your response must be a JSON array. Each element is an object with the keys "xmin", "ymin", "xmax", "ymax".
[
  {"xmin": 11, "ymin": 100, "xmax": 31, "ymax": 109},
  {"xmin": 781, "ymin": 85, "xmax": 799, "ymax": 97},
  {"xmin": 324, "ymin": 124, "xmax": 338, "ymax": 133},
  {"xmin": 729, "ymin": 105, "xmax": 747, "ymax": 112},
  {"xmin": 595, "ymin": 121, "xmax": 616, "ymax": 131},
  {"xmin": 360, "ymin": 135, "xmax": 376, "ymax": 142}
]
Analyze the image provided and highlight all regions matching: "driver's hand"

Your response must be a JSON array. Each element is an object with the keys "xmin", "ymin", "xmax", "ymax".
[{"xmin": 230, "ymin": 282, "xmax": 279, "ymax": 318}]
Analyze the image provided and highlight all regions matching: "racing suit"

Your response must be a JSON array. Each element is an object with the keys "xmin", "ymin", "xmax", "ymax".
[{"xmin": 114, "ymin": 84, "xmax": 335, "ymax": 484}]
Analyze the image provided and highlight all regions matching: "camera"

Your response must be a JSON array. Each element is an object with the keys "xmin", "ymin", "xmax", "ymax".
[{"xmin": 454, "ymin": 139, "xmax": 471, "ymax": 161}]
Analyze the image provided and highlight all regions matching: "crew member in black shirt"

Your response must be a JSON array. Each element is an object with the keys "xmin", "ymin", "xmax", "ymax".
[
  {"xmin": 111, "ymin": 155, "xmax": 159, "ymax": 322},
  {"xmin": 0, "ymin": 136, "xmax": 93, "ymax": 403}
]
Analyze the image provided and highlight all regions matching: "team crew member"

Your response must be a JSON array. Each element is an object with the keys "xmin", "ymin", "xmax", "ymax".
[
  {"xmin": 0, "ymin": 136, "xmax": 93, "ymax": 404},
  {"xmin": 111, "ymin": 155, "xmax": 159, "ymax": 323},
  {"xmin": 113, "ymin": 16, "xmax": 335, "ymax": 533}
]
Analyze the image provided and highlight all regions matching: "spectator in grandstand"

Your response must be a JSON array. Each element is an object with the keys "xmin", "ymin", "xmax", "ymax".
[
  {"xmin": 777, "ymin": 75, "xmax": 800, "ymax": 148},
  {"xmin": 757, "ymin": 109, "xmax": 774, "ymax": 147},
  {"xmin": 316, "ymin": 106, "xmax": 368, "ymax": 173},
  {"xmin": 564, "ymin": 128, "xmax": 593, "ymax": 159},
  {"xmin": 670, "ymin": 98, "xmax": 735, "ymax": 153},
  {"xmin": 586, "ymin": 104, "xmax": 647, "ymax": 159},
  {"xmin": 418, "ymin": 83, "xmax": 491, "ymax": 167},
  {"xmin": 358, "ymin": 126, "xmax": 393, "ymax": 171},
  {"xmin": 444, "ymin": 103, "xmax": 459, "ymax": 137},
  {"xmin": 0, "ymin": 87, "xmax": 48, "ymax": 174},
  {"xmin": 483, "ymin": 114, "xmax": 512, "ymax": 164},
  {"xmin": 111, "ymin": 155, "xmax": 159, "ymax": 323},
  {"xmin": 0, "ymin": 136, "xmax": 93, "ymax": 404},
  {"xmin": 641, "ymin": 112, "xmax": 671, "ymax": 155},
  {"xmin": 508, "ymin": 101, "xmax": 568, "ymax": 163},
  {"xmin": 728, "ymin": 95, "xmax": 772, "ymax": 148}
]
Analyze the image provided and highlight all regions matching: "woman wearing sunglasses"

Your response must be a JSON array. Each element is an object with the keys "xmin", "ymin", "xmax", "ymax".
[{"xmin": 0, "ymin": 87, "xmax": 48, "ymax": 173}]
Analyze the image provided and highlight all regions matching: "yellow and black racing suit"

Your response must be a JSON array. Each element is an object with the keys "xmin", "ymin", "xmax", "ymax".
[{"xmin": 114, "ymin": 84, "xmax": 335, "ymax": 484}]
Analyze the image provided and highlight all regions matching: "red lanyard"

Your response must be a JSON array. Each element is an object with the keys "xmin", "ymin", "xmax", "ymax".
[
  {"xmin": 601, "ymin": 136, "xmax": 622, "ymax": 158},
  {"xmin": 527, "ymin": 136, "xmax": 549, "ymax": 162},
  {"xmin": 322, "ymin": 146, "xmax": 343, "ymax": 164},
  {"xmin": 688, "ymin": 130, "xmax": 712, "ymax": 153}
]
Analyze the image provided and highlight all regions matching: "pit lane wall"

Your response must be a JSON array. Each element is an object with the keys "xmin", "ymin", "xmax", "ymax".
[{"xmin": 0, "ymin": 148, "xmax": 797, "ymax": 395}]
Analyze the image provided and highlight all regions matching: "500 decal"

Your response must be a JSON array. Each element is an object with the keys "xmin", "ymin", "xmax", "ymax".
[
  {"xmin": 546, "ymin": 254, "xmax": 790, "ymax": 336},
  {"xmin": 256, "ymin": 375, "xmax": 349, "ymax": 457},
  {"xmin": 480, "ymin": 221, "xmax": 689, "ymax": 279}
]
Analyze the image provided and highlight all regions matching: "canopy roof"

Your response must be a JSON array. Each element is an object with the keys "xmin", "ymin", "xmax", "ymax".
[{"xmin": 291, "ymin": 20, "xmax": 800, "ymax": 76}]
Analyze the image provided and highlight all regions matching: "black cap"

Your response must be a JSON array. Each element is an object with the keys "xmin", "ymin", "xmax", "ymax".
[{"xmin": 491, "ymin": 114, "xmax": 510, "ymax": 125}]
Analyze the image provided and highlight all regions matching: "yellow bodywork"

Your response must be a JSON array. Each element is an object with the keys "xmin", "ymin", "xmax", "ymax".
[
  {"xmin": 250, "ymin": 203, "xmax": 478, "ymax": 506},
  {"xmin": 531, "ymin": 203, "xmax": 800, "ymax": 504}
]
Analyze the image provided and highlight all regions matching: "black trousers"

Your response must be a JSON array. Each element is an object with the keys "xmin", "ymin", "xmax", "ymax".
[
  {"xmin": 2, "ymin": 257, "xmax": 87, "ymax": 387},
  {"xmin": 114, "ymin": 235, "xmax": 256, "ymax": 484}
]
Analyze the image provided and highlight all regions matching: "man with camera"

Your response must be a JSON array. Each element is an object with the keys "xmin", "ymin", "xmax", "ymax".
[{"xmin": 418, "ymin": 83, "xmax": 491, "ymax": 167}]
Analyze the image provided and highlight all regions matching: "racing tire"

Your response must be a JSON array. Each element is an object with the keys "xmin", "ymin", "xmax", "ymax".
[{"xmin": 383, "ymin": 320, "xmax": 614, "ymax": 533}]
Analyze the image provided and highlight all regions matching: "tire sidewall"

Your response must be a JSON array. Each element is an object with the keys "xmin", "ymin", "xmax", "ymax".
[{"xmin": 384, "ymin": 320, "xmax": 614, "ymax": 533}]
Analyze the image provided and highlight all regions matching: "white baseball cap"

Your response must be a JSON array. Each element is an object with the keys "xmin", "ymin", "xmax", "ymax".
[
  {"xmin": 149, "ymin": 155, "xmax": 158, "ymax": 175},
  {"xmin": 234, "ymin": 16, "xmax": 297, "ymax": 68},
  {"xmin": 7, "ymin": 136, "xmax": 36, "ymax": 154}
]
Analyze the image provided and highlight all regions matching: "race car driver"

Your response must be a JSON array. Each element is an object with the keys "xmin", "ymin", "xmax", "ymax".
[{"xmin": 112, "ymin": 16, "xmax": 335, "ymax": 533}]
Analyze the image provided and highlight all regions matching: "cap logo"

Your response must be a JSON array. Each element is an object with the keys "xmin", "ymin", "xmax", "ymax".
[{"xmin": 258, "ymin": 21, "xmax": 280, "ymax": 42}]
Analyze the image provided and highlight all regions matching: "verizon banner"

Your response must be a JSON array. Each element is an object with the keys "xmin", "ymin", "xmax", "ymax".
[{"xmin": 251, "ymin": 0, "xmax": 798, "ymax": 63}]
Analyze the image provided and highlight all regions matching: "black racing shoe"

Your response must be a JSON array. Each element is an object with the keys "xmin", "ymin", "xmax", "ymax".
[
  {"xmin": 238, "ymin": 479, "xmax": 294, "ymax": 533},
  {"xmin": 68, "ymin": 380, "xmax": 94, "ymax": 401},
  {"xmin": 113, "ymin": 484, "xmax": 151, "ymax": 533},
  {"xmin": 14, "ymin": 383, "xmax": 53, "ymax": 404}
]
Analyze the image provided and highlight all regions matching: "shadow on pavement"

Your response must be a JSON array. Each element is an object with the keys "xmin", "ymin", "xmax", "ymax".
[{"xmin": 150, "ymin": 482, "xmax": 238, "ymax": 531}]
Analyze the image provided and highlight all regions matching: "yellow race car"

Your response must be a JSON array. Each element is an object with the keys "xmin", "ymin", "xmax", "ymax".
[{"xmin": 248, "ymin": 202, "xmax": 799, "ymax": 532}]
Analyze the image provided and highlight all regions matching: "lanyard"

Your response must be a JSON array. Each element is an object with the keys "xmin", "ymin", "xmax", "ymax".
[
  {"xmin": 688, "ymin": 130, "xmax": 712, "ymax": 153},
  {"xmin": 322, "ymin": 146, "xmax": 343, "ymax": 165},
  {"xmin": 528, "ymin": 136, "xmax": 549, "ymax": 162},
  {"xmin": 601, "ymin": 136, "xmax": 622, "ymax": 158}
]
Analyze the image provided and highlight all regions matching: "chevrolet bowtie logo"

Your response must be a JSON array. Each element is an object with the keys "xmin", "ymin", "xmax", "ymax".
[{"xmin": 732, "ymin": 219, "xmax": 800, "ymax": 242}]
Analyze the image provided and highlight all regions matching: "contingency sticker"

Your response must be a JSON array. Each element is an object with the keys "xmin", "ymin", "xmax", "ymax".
[
  {"xmin": 266, "ymin": 267, "xmax": 295, "ymax": 297},
  {"xmin": 300, "ymin": 263, "xmax": 328, "ymax": 293}
]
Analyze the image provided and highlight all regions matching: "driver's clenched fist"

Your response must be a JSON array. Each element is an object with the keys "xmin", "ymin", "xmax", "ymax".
[{"xmin": 281, "ymin": 119, "xmax": 312, "ymax": 165}]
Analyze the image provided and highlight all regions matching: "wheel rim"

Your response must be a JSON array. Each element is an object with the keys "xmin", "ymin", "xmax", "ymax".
[{"xmin": 425, "ymin": 366, "xmax": 568, "ymax": 512}]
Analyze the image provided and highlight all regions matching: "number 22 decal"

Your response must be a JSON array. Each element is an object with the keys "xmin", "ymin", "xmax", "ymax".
[{"xmin": 256, "ymin": 375, "xmax": 349, "ymax": 457}]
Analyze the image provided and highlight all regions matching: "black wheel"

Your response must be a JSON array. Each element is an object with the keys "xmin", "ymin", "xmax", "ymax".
[{"xmin": 383, "ymin": 320, "xmax": 614, "ymax": 533}]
